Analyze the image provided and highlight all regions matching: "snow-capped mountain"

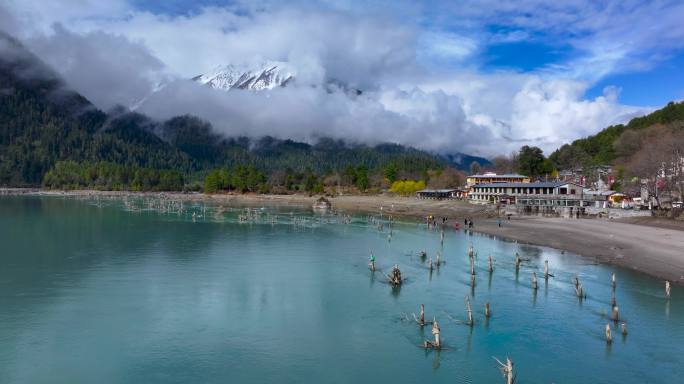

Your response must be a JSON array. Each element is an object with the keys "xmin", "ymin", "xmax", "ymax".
[
  {"xmin": 192, "ymin": 61, "xmax": 295, "ymax": 91},
  {"xmin": 192, "ymin": 61, "xmax": 362, "ymax": 96}
]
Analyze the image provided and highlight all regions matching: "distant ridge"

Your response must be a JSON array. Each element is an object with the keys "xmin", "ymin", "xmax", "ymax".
[{"xmin": 442, "ymin": 153, "xmax": 492, "ymax": 171}]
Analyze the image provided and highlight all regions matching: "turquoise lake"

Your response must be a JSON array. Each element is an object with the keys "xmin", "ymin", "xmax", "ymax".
[{"xmin": 0, "ymin": 196, "xmax": 682, "ymax": 383}]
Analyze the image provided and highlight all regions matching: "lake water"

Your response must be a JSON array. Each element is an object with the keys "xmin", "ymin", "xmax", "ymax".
[{"xmin": 0, "ymin": 196, "xmax": 682, "ymax": 383}]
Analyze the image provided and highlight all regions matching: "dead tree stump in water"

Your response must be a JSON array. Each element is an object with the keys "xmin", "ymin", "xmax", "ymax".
[
  {"xmin": 544, "ymin": 260, "xmax": 549, "ymax": 280},
  {"xmin": 532, "ymin": 272, "xmax": 538, "ymax": 290},
  {"xmin": 488, "ymin": 255, "xmax": 493, "ymax": 273},
  {"xmin": 574, "ymin": 275, "xmax": 585, "ymax": 299},
  {"xmin": 465, "ymin": 295, "xmax": 474, "ymax": 326},
  {"xmin": 605, "ymin": 324, "xmax": 612, "ymax": 344},
  {"xmin": 611, "ymin": 306, "xmax": 619, "ymax": 322},
  {"xmin": 621, "ymin": 322, "xmax": 628, "ymax": 335},
  {"xmin": 495, "ymin": 357, "xmax": 514, "ymax": 384},
  {"xmin": 388, "ymin": 264, "xmax": 403, "ymax": 286},
  {"xmin": 423, "ymin": 318, "xmax": 441, "ymax": 350},
  {"xmin": 485, "ymin": 302, "xmax": 491, "ymax": 318},
  {"xmin": 514, "ymin": 253, "xmax": 521, "ymax": 271},
  {"xmin": 419, "ymin": 304, "xmax": 425, "ymax": 326},
  {"xmin": 666, "ymin": 280, "xmax": 671, "ymax": 299}
]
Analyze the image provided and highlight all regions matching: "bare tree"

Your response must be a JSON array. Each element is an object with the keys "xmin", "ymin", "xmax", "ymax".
[
  {"xmin": 470, "ymin": 161, "xmax": 482, "ymax": 175},
  {"xmin": 429, "ymin": 167, "xmax": 465, "ymax": 188},
  {"xmin": 491, "ymin": 152, "xmax": 518, "ymax": 174},
  {"xmin": 626, "ymin": 126, "xmax": 684, "ymax": 207}
]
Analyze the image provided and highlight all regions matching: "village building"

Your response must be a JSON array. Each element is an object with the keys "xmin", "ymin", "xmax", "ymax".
[
  {"xmin": 466, "ymin": 172, "xmax": 530, "ymax": 187},
  {"xmin": 416, "ymin": 188, "xmax": 467, "ymax": 200},
  {"xmin": 469, "ymin": 181, "xmax": 592, "ymax": 215}
]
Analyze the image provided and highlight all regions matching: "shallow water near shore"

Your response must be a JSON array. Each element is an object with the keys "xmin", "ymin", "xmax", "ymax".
[{"xmin": 0, "ymin": 196, "xmax": 682, "ymax": 383}]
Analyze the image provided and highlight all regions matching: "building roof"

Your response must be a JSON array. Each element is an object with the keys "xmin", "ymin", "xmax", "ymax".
[
  {"xmin": 468, "ymin": 173, "xmax": 528, "ymax": 178},
  {"xmin": 472, "ymin": 181, "xmax": 583, "ymax": 188},
  {"xmin": 417, "ymin": 189, "xmax": 457, "ymax": 193},
  {"xmin": 583, "ymin": 190, "xmax": 617, "ymax": 196}
]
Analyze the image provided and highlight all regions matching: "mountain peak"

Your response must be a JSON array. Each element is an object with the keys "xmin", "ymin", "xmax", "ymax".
[{"xmin": 192, "ymin": 61, "xmax": 295, "ymax": 91}]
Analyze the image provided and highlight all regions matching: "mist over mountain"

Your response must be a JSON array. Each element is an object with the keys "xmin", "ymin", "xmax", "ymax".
[
  {"xmin": 2, "ymin": 31, "xmax": 479, "ymax": 189},
  {"xmin": 191, "ymin": 61, "xmax": 363, "ymax": 97},
  {"xmin": 3, "ymin": 1, "xmax": 671, "ymax": 159}
]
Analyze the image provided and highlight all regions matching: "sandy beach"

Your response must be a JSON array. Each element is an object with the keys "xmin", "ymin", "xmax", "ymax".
[
  {"xmin": 4, "ymin": 188, "xmax": 683, "ymax": 283},
  {"xmin": 474, "ymin": 216, "xmax": 684, "ymax": 284}
]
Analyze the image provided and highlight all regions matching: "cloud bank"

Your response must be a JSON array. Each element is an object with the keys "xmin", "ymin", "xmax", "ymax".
[{"xmin": 3, "ymin": 0, "xmax": 678, "ymax": 157}]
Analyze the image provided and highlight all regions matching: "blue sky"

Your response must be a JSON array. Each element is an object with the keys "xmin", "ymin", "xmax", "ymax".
[
  {"xmin": 586, "ymin": 52, "xmax": 684, "ymax": 106},
  {"xmin": 126, "ymin": 0, "xmax": 684, "ymax": 107},
  {"xmin": 3, "ymin": 0, "xmax": 684, "ymax": 156}
]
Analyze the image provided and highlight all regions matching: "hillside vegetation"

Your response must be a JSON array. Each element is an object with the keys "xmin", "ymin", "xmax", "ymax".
[
  {"xmin": 550, "ymin": 101, "xmax": 684, "ymax": 169},
  {"xmin": 0, "ymin": 31, "xmax": 463, "ymax": 193}
]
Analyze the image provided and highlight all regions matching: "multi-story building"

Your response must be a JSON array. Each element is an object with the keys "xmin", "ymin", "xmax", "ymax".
[
  {"xmin": 469, "ymin": 181, "xmax": 590, "ymax": 211},
  {"xmin": 466, "ymin": 172, "xmax": 530, "ymax": 188}
]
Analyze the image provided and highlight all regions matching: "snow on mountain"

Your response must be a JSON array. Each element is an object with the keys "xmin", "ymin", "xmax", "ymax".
[
  {"xmin": 192, "ymin": 61, "xmax": 362, "ymax": 97},
  {"xmin": 192, "ymin": 61, "xmax": 295, "ymax": 91}
]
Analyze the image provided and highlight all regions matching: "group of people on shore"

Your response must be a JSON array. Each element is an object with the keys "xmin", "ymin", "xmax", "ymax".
[{"xmin": 425, "ymin": 215, "xmax": 478, "ymax": 230}]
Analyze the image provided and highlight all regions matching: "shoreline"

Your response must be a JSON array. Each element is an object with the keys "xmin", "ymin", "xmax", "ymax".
[{"xmin": 3, "ymin": 188, "xmax": 683, "ymax": 284}]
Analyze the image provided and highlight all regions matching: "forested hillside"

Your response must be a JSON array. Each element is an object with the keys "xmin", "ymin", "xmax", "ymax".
[
  {"xmin": 0, "ymin": 31, "xmax": 455, "ymax": 192},
  {"xmin": 550, "ymin": 101, "xmax": 684, "ymax": 169}
]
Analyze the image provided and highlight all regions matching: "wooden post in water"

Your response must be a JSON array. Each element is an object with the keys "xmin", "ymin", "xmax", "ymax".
[
  {"xmin": 465, "ymin": 295, "xmax": 474, "ymax": 326},
  {"xmin": 611, "ymin": 306, "xmax": 619, "ymax": 322},
  {"xmin": 665, "ymin": 280, "xmax": 671, "ymax": 299},
  {"xmin": 419, "ymin": 304, "xmax": 425, "ymax": 326},
  {"xmin": 532, "ymin": 272, "xmax": 538, "ymax": 290},
  {"xmin": 514, "ymin": 252, "xmax": 521, "ymax": 271},
  {"xmin": 544, "ymin": 260, "xmax": 549, "ymax": 280},
  {"xmin": 574, "ymin": 275, "xmax": 585, "ymax": 299},
  {"xmin": 611, "ymin": 273, "xmax": 616, "ymax": 290},
  {"xmin": 605, "ymin": 324, "xmax": 612, "ymax": 344},
  {"xmin": 470, "ymin": 257, "xmax": 476, "ymax": 276},
  {"xmin": 485, "ymin": 302, "xmax": 491, "ymax": 318},
  {"xmin": 428, "ymin": 258, "xmax": 433, "ymax": 272},
  {"xmin": 436, "ymin": 252, "xmax": 442, "ymax": 267},
  {"xmin": 621, "ymin": 322, "xmax": 628, "ymax": 335},
  {"xmin": 488, "ymin": 255, "xmax": 494, "ymax": 273},
  {"xmin": 611, "ymin": 290, "xmax": 617, "ymax": 308},
  {"xmin": 369, "ymin": 251, "xmax": 376, "ymax": 272}
]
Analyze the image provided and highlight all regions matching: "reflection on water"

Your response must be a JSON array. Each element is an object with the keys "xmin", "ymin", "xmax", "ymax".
[{"xmin": 0, "ymin": 195, "xmax": 683, "ymax": 384}]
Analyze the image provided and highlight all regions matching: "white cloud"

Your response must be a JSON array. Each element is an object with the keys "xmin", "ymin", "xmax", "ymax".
[
  {"xmin": 0, "ymin": 0, "xmax": 671, "ymax": 158},
  {"xmin": 419, "ymin": 31, "xmax": 477, "ymax": 62}
]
